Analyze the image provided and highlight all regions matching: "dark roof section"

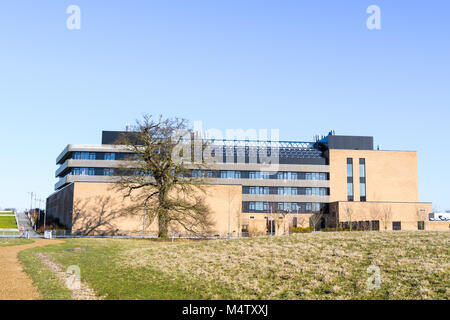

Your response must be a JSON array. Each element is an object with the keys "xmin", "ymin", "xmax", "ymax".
[
  {"xmin": 102, "ymin": 131, "xmax": 327, "ymax": 165},
  {"xmin": 327, "ymin": 135, "xmax": 373, "ymax": 150},
  {"xmin": 102, "ymin": 131, "xmax": 141, "ymax": 145}
]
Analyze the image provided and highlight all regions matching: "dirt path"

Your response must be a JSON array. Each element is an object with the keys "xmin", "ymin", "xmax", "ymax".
[
  {"xmin": 35, "ymin": 253, "xmax": 102, "ymax": 300},
  {"xmin": 0, "ymin": 239, "xmax": 63, "ymax": 300}
]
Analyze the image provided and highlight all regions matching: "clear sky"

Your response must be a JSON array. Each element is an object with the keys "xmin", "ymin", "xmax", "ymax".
[{"xmin": 0, "ymin": 1, "xmax": 449, "ymax": 211}]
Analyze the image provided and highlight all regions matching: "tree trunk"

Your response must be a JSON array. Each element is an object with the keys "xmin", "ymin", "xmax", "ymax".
[{"xmin": 158, "ymin": 213, "xmax": 169, "ymax": 238}]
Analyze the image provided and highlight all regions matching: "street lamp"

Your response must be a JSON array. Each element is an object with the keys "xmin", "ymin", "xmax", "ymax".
[
  {"xmin": 40, "ymin": 199, "xmax": 47, "ymax": 232},
  {"xmin": 27, "ymin": 192, "xmax": 34, "ymax": 216},
  {"xmin": 270, "ymin": 206, "xmax": 273, "ymax": 235}
]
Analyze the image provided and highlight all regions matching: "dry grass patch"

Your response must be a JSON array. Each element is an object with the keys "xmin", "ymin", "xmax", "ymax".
[{"xmin": 116, "ymin": 231, "xmax": 449, "ymax": 299}]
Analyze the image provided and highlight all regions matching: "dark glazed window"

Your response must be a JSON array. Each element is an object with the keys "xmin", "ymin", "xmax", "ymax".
[
  {"xmin": 392, "ymin": 221, "xmax": 401, "ymax": 230},
  {"xmin": 359, "ymin": 158, "xmax": 366, "ymax": 201},
  {"xmin": 347, "ymin": 158, "xmax": 353, "ymax": 201},
  {"xmin": 417, "ymin": 221, "xmax": 425, "ymax": 230}
]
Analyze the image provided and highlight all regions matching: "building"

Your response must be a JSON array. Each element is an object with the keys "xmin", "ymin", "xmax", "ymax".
[{"xmin": 46, "ymin": 130, "xmax": 447, "ymax": 236}]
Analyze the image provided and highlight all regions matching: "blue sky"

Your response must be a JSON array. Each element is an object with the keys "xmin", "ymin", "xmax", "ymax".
[{"xmin": 0, "ymin": 1, "xmax": 449, "ymax": 210}]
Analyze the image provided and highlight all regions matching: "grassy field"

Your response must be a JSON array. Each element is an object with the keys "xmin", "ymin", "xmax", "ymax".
[
  {"xmin": 19, "ymin": 231, "xmax": 449, "ymax": 300},
  {"xmin": 0, "ymin": 238, "xmax": 33, "ymax": 247},
  {"xmin": 0, "ymin": 216, "xmax": 17, "ymax": 229}
]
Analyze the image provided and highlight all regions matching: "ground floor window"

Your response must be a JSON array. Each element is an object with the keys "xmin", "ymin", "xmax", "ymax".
[
  {"xmin": 417, "ymin": 221, "xmax": 425, "ymax": 230},
  {"xmin": 392, "ymin": 221, "xmax": 401, "ymax": 230},
  {"xmin": 339, "ymin": 220, "xmax": 379, "ymax": 231},
  {"xmin": 371, "ymin": 220, "xmax": 380, "ymax": 231}
]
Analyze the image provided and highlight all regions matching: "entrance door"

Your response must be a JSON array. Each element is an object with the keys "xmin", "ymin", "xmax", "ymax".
[{"xmin": 266, "ymin": 219, "xmax": 275, "ymax": 235}]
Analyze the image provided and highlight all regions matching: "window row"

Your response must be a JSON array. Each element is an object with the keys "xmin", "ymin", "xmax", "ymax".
[
  {"xmin": 66, "ymin": 167, "xmax": 329, "ymax": 183},
  {"xmin": 244, "ymin": 201, "xmax": 325, "ymax": 213},
  {"xmin": 71, "ymin": 152, "xmax": 136, "ymax": 161},
  {"xmin": 219, "ymin": 170, "xmax": 328, "ymax": 180},
  {"xmin": 243, "ymin": 186, "xmax": 329, "ymax": 196},
  {"xmin": 69, "ymin": 168, "xmax": 115, "ymax": 176}
]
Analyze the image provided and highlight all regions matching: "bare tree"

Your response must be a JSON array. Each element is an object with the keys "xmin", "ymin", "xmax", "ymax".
[
  {"xmin": 310, "ymin": 211, "xmax": 324, "ymax": 231},
  {"xmin": 342, "ymin": 205, "xmax": 354, "ymax": 231},
  {"xmin": 275, "ymin": 212, "xmax": 289, "ymax": 235},
  {"xmin": 114, "ymin": 115, "xmax": 214, "ymax": 238},
  {"xmin": 380, "ymin": 205, "xmax": 392, "ymax": 230},
  {"xmin": 369, "ymin": 203, "xmax": 381, "ymax": 231},
  {"xmin": 296, "ymin": 215, "xmax": 308, "ymax": 228}
]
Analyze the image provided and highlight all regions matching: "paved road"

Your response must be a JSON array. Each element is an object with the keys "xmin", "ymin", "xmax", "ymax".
[
  {"xmin": 0, "ymin": 239, "xmax": 63, "ymax": 299},
  {"xmin": 15, "ymin": 212, "xmax": 39, "ymax": 237}
]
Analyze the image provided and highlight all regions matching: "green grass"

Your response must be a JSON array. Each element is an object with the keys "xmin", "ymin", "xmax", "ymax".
[
  {"xmin": 0, "ymin": 216, "xmax": 17, "ymax": 229},
  {"xmin": 0, "ymin": 238, "xmax": 33, "ymax": 247},
  {"xmin": 19, "ymin": 232, "xmax": 450, "ymax": 300}
]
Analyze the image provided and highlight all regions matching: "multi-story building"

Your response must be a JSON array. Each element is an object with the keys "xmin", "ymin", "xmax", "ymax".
[{"xmin": 47, "ymin": 130, "xmax": 445, "ymax": 236}]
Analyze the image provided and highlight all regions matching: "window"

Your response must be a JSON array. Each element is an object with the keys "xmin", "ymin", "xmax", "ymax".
[
  {"xmin": 392, "ymin": 221, "xmax": 401, "ymax": 231},
  {"xmin": 359, "ymin": 158, "xmax": 366, "ymax": 177},
  {"xmin": 418, "ymin": 221, "xmax": 425, "ymax": 230},
  {"xmin": 103, "ymin": 168, "xmax": 114, "ymax": 176},
  {"xmin": 347, "ymin": 183, "xmax": 353, "ymax": 201},
  {"xmin": 76, "ymin": 152, "xmax": 95, "ymax": 160},
  {"xmin": 347, "ymin": 158, "xmax": 353, "ymax": 177},
  {"xmin": 277, "ymin": 172, "xmax": 289, "ymax": 180},
  {"xmin": 76, "ymin": 168, "xmax": 95, "ymax": 176},
  {"xmin": 371, "ymin": 220, "xmax": 380, "ymax": 231},
  {"xmin": 306, "ymin": 203, "xmax": 311, "ymax": 212},
  {"xmin": 359, "ymin": 158, "xmax": 366, "ymax": 201},
  {"xmin": 347, "ymin": 158, "xmax": 354, "ymax": 201},
  {"xmin": 105, "ymin": 153, "xmax": 115, "ymax": 160},
  {"xmin": 220, "ymin": 170, "xmax": 240, "ymax": 179},
  {"xmin": 249, "ymin": 202, "xmax": 268, "ymax": 212},
  {"xmin": 312, "ymin": 203, "xmax": 321, "ymax": 212},
  {"xmin": 249, "ymin": 187, "xmax": 268, "ymax": 194}
]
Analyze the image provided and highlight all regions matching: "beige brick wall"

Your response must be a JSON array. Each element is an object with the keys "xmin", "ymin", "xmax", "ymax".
[
  {"xmin": 329, "ymin": 149, "xmax": 419, "ymax": 202},
  {"xmin": 71, "ymin": 182, "xmax": 242, "ymax": 236},
  {"xmin": 330, "ymin": 201, "xmax": 435, "ymax": 231}
]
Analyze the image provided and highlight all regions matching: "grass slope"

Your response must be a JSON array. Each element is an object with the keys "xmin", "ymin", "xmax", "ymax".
[
  {"xmin": 0, "ymin": 216, "xmax": 17, "ymax": 229},
  {"xmin": 19, "ymin": 231, "xmax": 449, "ymax": 300}
]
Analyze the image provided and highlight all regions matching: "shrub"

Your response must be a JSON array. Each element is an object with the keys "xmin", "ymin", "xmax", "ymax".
[{"xmin": 291, "ymin": 227, "xmax": 314, "ymax": 233}]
